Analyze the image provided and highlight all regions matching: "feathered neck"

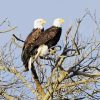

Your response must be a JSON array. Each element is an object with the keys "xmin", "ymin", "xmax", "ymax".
[
  {"xmin": 53, "ymin": 22, "xmax": 62, "ymax": 28},
  {"xmin": 34, "ymin": 23, "xmax": 43, "ymax": 29}
]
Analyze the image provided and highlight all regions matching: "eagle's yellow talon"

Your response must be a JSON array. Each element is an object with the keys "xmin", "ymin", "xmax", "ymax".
[{"xmin": 49, "ymin": 48, "xmax": 56, "ymax": 55}]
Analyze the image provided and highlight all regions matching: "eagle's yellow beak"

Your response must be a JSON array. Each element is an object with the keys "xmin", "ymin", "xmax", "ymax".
[
  {"xmin": 60, "ymin": 19, "xmax": 64, "ymax": 23},
  {"xmin": 42, "ymin": 20, "xmax": 46, "ymax": 25}
]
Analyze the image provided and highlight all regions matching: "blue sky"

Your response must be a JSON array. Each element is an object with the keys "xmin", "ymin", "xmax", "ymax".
[{"xmin": 0, "ymin": 0, "xmax": 99, "ymax": 37}]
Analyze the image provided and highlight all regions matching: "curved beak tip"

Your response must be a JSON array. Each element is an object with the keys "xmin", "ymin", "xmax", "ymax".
[
  {"xmin": 44, "ymin": 20, "xmax": 46, "ymax": 24},
  {"xmin": 62, "ymin": 19, "xmax": 64, "ymax": 23}
]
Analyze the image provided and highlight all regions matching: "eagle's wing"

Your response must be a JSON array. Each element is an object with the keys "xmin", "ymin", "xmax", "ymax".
[
  {"xmin": 21, "ymin": 26, "xmax": 61, "ymax": 71},
  {"xmin": 31, "ymin": 26, "xmax": 62, "ymax": 48},
  {"xmin": 23, "ymin": 29, "xmax": 44, "ymax": 50},
  {"xmin": 21, "ymin": 28, "xmax": 44, "ymax": 71}
]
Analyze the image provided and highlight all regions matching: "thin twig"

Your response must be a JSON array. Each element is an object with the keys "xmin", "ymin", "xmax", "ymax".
[
  {"xmin": 0, "ymin": 26, "xmax": 17, "ymax": 33},
  {"xmin": 13, "ymin": 34, "xmax": 25, "ymax": 42}
]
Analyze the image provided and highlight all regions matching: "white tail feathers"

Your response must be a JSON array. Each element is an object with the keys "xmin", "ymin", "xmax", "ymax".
[
  {"xmin": 37, "ymin": 45, "xmax": 48, "ymax": 57},
  {"xmin": 28, "ymin": 57, "xmax": 33, "ymax": 70},
  {"xmin": 28, "ymin": 45, "xmax": 48, "ymax": 70}
]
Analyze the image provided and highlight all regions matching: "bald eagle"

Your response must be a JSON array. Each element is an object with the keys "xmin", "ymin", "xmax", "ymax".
[
  {"xmin": 32, "ymin": 18, "xmax": 64, "ymax": 59},
  {"xmin": 21, "ymin": 18, "xmax": 64, "ymax": 71},
  {"xmin": 21, "ymin": 19, "xmax": 46, "ymax": 71}
]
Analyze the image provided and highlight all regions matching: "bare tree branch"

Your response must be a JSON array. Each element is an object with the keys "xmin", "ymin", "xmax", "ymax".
[{"xmin": 0, "ymin": 26, "xmax": 17, "ymax": 33}]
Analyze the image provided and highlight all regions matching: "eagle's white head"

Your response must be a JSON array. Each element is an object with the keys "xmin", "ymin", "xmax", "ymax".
[
  {"xmin": 53, "ymin": 18, "xmax": 64, "ymax": 27},
  {"xmin": 34, "ymin": 18, "xmax": 46, "ymax": 29}
]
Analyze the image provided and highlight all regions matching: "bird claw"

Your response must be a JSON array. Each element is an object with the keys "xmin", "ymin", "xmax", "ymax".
[{"xmin": 49, "ymin": 48, "xmax": 56, "ymax": 55}]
